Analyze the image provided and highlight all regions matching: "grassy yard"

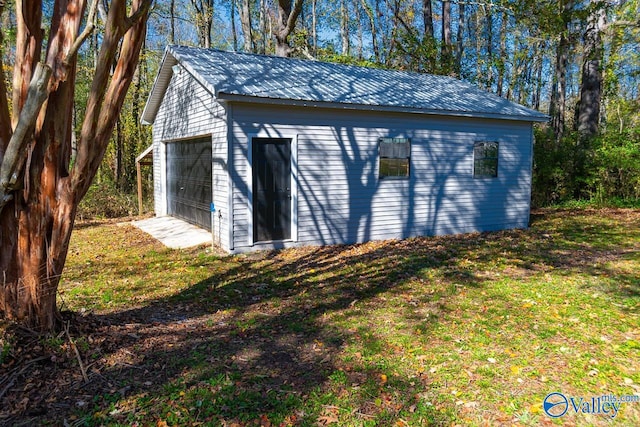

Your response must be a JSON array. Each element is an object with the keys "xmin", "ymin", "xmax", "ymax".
[{"xmin": 1, "ymin": 209, "xmax": 639, "ymax": 426}]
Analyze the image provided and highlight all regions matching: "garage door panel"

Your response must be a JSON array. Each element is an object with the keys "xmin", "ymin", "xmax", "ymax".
[{"xmin": 166, "ymin": 137, "xmax": 212, "ymax": 229}]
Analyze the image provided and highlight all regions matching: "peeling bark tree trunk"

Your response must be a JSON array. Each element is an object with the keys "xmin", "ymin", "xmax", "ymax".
[
  {"xmin": 0, "ymin": 0, "xmax": 152, "ymax": 331},
  {"xmin": 275, "ymin": 0, "xmax": 303, "ymax": 57}
]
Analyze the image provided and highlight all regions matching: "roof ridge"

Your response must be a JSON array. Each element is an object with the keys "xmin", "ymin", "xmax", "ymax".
[{"xmin": 168, "ymin": 45, "xmax": 466, "ymax": 84}]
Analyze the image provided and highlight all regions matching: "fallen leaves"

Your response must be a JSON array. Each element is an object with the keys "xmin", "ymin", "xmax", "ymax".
[{"xmin": 3, "ymin": 209, "xmax": 640, "ymax": 426}]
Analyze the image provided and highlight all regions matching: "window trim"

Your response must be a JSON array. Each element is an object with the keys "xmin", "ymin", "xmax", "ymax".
[
  {"xmin": 473, "ymin": 141, "xmax": 499, "ymax": 179},
  {"xmin": 379, "ymin": 137, "xmax": 411, "ymax": 179}
]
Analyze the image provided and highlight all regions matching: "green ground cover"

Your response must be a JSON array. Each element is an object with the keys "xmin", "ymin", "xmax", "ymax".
[{"xmin": 2, "ymin": 209, "xmax": 639, "ymax": 426}]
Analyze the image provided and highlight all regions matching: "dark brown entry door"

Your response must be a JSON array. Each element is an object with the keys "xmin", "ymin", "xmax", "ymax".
[{"xmin": 252, "ymin": 138, "xmax": 291, "ymax": 242}]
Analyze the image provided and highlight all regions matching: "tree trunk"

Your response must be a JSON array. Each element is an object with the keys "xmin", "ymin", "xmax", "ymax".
[
  {"xmin": 485, "ymin": 4, "xmax": 493, "ymax": 89},
  {"xmin": 423, "ymin": 0, "xmax": 433, "ymax": 40},
  {"xmin": 496, "ymin": 10, "xmax": 507, "ymax": 97},
  {"xmin": 240, "ymin": 0, "xmax": 253, "ymax": 52},
  {"xmin": 549, "ymin": 32, "xmax": 569, "ymax": 142},
  {"xmin": 354, "ymin": 0, "xmax": 363, "ymax": 59},
  {"xmin": 0, "ymin": 1, "xmax": 11, "ymax": 154},
  {"xmin": 170, "ymin": 0, "xmax": 176, "ymax": 44},
  {"xmin": 361, "ymin": 0, "xmax": 379, "ymax": 62},
  {"xmin": 116, "ymin": 117, "xmax": 123, "ymax": 188},
  {"xmin": 275, "ymin": 0, "xmax": 303, "ymax": 57},
  {"xmin": 258, "ymin": 0, "xmax": 266, "ymax": 53},
  {"xmin": 441, "ymin": 0, "xmax": 452, "ymax": 73},
  {"xmin": 312, "ymin": 0, "xmax": 317, "ymax": 54},
  {"xmin": 0, "ymin": 0, "xmax": 152, "ymax": 331},
  {"xmin": 506, "ymin": 35, "xmax": 521, "ymax": 101},
  {"xmin": 231, "ymin": 0, "xmax": 238, "ymax": 51},
  {"xmin": 574, "ymin": 1, "xmax": 606, "ymax": 198},
  {"xmin": 533, "ymin": 42, "xmax": 544, "ymax": 110},
  {"xmin": 12, "ymin": 0, "xmax": 44, "ymax": 128},
  {"xmin": 549, "ymin": 0, "xmax": 574, "ymax": 143},
  {"xmin": 419, "ymin": 0, "xmax": 435, "ymax": 70},
  {"xmin": 190, "ymin": 0, "xmax": 214, "ymax": 48},
  {"xmin": 385, "ymin": 0, "xmax": 400, "ymax": 67},
  {"xmin": 340, "ymin": 0, "xmax": 350, "ymax": 55},
  {"xmin": 576, "ymin": 2, "xmax": 605, "ymax": 138},
  {"xmin": 475, "ymin": 6, "xmax": 483, "ymax": 86},
  {"xmin": 454, "ymin": 2, "xmax": 465, "ymax": 77}
]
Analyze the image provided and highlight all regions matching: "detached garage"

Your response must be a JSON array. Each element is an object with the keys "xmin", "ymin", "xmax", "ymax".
[{"xmin": 141, "ymin": 46, "xmax": 548, "ymax": 253}]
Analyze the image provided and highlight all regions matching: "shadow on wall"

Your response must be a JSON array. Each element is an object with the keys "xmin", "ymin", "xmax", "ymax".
[
  {"xmin": 160, "ymin": 70, "xmax": 220, "ymax": 142},
  {"xmin": 160, "ymin": 55, "xmax": 532, "ymax": 249}
]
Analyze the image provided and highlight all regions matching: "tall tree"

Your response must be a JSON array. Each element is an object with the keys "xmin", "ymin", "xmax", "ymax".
[
  {"xmin": 311, "ymin": 0, "xmax": 318, "ymax": 54},
  {"xmin": 189, "ymin": 0, "xmax": 215, "ymax": 48},
  {"xmin": 239, "ymin": 0, "xmax": 253, "ymax": 52},
  {"xmin": 454, "ymin": 1, "xmax": 465, "ymax": 76},
  {"xmin": 574, "ymin": 0, "xmax": 607, "ymax": 198},
  {"xmin": 441, "ymin": 0, "xmax": 453, "ymax": 73},
  {"xmin": 354, "ymin": 0, "xmax": 364, "ymax": 58},
  {"xmin": 340, "ymin": 0, "xmax": 350, "ymax": 55},
  {"xmin": 423, "ymin": 0, "xmax": 433, "ymax": 40},
  {"xmin": 549, "ymin": 0, "xmax": 574, "ymax": 142},
  {"xmin": 0, "ymin": 0, "xmax": 152, "ymax": 331},
  {"xmin": 275, "ymin": 0, "xmax": 304, "ymax": 57},
  {"xmin": 231, "ymin": 0, "xmax": 238, "ymax": 51},
  {"xmin": 361, "ymin": 0, "xmax": 379, "ymax": 61},
  {"xmin": 170, "ymin": 0, "xmax": 176, "ymax": 44},
  {"xmin": 576, "ymin": 0, "xmax": 606, "ymax": 137},
  {"xmin": 496, "ymin": 10, "xmax": 508, "ymax": 96}
]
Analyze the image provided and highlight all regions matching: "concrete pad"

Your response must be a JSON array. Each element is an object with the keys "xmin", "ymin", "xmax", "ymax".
[{"xmin": 132, "ymin": 216, "xmax": 211, "ymax": 249}]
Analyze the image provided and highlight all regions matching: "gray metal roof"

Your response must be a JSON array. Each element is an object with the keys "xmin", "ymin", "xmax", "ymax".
[{"xmin": 141, "ymin": 45, "xmax": 549, "ymax": 124}]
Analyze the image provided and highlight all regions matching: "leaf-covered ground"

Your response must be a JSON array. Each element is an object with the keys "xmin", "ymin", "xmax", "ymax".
[{"xmin": 1, "ymin": 209, "xmax": 639, "ymax": 426}]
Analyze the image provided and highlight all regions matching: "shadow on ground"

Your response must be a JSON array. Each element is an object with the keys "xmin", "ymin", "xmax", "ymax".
[{"xmin": 1, "ymin": 209, "xmax": 638, "ymax": 425}]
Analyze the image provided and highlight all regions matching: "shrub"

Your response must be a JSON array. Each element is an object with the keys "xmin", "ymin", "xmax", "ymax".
[{"xmin": 77, "ymin": 181, "xmax": 139, "ymax": 220}]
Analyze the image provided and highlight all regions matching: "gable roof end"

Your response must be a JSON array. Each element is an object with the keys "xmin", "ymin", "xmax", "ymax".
[
  {"xmin": 142, "ymin": 45, "xmax": 549, "ymax": 125},
  {"xmin": 141, "ymin": 47, "xmax": 177, "ymax": 125}
]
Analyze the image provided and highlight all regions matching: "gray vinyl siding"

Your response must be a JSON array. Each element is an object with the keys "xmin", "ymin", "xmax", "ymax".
[
  {"xmin": 229, "ymin": 103, "xmax": 533, "ymax": 252},
  {"xmin": 151, "ymin": 68, "xmax": 230, "ymax": 250}
]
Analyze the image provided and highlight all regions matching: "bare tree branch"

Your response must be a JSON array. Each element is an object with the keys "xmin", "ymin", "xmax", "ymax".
[
  {"xmin": 73, "ymin": 0, "xmax": 152, "ymax": 198},
  {"xmin": 64, "ymin": 0, "xmax": 100, "ymax": 65},
  {"xmin": 125, "ymin": 0, "xmax": 154, "ymax": 32},
  {"xmin": 0, "ymin": 63, "xmax": 52, "ymax": 210},
  {"xmin": 284, "ymin": 0, "xmax": 303, "ymax": 35},
  {"xmin": 391, "ymin": 2, "xmax": 419, "ymax": 41}
]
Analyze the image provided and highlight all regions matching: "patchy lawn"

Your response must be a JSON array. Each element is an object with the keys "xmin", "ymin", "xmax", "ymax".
[{"xmin": 1, "ymin": 209, "xmax": 639, "ymax": 426}]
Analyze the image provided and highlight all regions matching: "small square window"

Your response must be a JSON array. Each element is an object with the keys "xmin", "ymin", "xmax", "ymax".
[
  {"xmin": 379, "ymin": 137, "xmax": 410, "ymax": 178},
  {"xmin": 473, "ymin": 141, "xmax": 499, "ymax": 178}
]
